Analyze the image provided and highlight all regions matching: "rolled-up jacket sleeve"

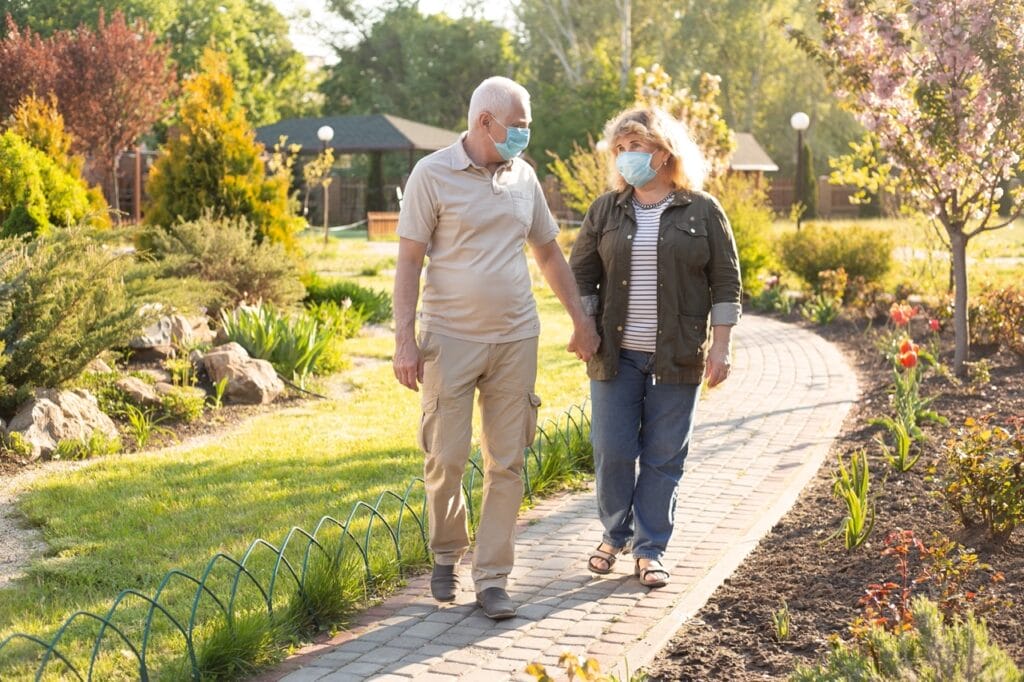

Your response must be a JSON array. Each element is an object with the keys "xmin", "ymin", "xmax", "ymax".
[
  {"xmin": 569, "ymin": 202, "xmax": 604, "ymax": 315},
  {"xmin": 706, "ymin": 197, "xmax": 743, "ymax": 326}
]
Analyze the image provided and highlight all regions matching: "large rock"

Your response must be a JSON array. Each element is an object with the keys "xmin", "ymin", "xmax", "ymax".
[
  {"xmin": 169, "ymin": 314, "xmax": 216, "ymax": 348},
  {"xmin": 129, "ymin": 317, "xmax": 173, "ymax": 362},
  {"xmin": 115, "ymin": 377, "xmax": 162, "ymax": 408},
  {"xmin": 6, "ymin": 389, "xmax": 119, "ymax": 460},
  {"xmin": 203, "ymin": 343, "xmax": 284, "ymax": 405}
]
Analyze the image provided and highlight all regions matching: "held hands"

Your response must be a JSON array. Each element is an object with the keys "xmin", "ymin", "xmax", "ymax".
[
  {"xmin": 704, "ymin": 342, "xmax": 732, "ymax": 388},
  {"xmin": 393, "ymin": 336, "xmax": 423, "ymax": 391},
  {"xmin": 567, "ymin": 316, "xmax": 600, "ymax": 362}
]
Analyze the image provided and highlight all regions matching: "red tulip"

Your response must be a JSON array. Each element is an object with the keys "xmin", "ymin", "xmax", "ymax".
[
  {"xmin": 899, "ymin": 338, "xmax": 918, "ymax": 354},
  {"xmin": 929, "ymin": 319, "xmax": 941, "ymax": 332},
  {"xmin": 900, "ymin": 351, "xmax": 918, "ymax": 368}
]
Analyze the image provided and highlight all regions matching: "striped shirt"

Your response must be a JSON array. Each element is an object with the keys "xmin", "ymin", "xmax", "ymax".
[{"xmin": 621, "ymin": 196, "xmax": 671, "ymax": 352}]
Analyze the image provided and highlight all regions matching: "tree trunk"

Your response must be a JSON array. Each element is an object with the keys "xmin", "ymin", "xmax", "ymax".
[
  {"xmin": 110, "ymin": 151, "xmax": 122, "ymax": 225},
  {"xmin": 618, "ymin": 0, "xmax": 632, "ymax": 92},
  {"xmin": 948, "ymin": 227, "xmax": 970, "ymax": 377}
]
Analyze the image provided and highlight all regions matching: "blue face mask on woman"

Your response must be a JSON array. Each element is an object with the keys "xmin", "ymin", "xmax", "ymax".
[
  {"xmin": 616, "ymin": 151, "xmax": 658, "ymax": 188},
  {"xmin": 490, "ymin": 117, "xmax": 531, "ymax": 160}
]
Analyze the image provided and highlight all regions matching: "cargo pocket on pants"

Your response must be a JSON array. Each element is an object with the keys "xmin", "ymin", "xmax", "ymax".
[
  {"xmin": 524, "ymin": 392, "xmax": 542, "ymax": 446},
  {"xmin": 418, "ymin": 396, "xmax": 439, "ymax": 454}
]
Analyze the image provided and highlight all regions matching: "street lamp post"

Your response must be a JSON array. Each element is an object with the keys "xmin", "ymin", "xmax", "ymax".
[
  {"xmin": 316, "ymin": 125, "xmax": 334, "ymax": 243},
  {"xmin": 790, "ymin": 111, "xmax": 810, "ymax": 231}
]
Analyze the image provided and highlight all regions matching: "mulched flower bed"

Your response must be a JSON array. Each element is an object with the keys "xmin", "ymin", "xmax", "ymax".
[{"xmin": 647, "ymin": 314, "xmax": 1024, "ymax": 680}]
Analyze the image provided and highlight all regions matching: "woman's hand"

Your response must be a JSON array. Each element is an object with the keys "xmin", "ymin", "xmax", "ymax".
[{"xmin": 704, "ymin": 343, "xmax": 731, "ymax": 387}]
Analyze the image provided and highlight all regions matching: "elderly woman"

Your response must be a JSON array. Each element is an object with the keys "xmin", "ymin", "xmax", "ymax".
[{"xmin": 568, "ymin": 106, "xmax": 741, "ymax": 588}]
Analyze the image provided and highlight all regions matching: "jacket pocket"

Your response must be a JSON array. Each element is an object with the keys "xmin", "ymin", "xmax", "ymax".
[
  {"xmin": 670, "ymin": 217, "xmax": 711, "ymax": 266},
  {"xmin": 418, "ymin": 395, "xmax": 439, "ymax": 454},
  {"xmin": 670, "ymin": 314, "xmax": 710, "ymax": 367}
]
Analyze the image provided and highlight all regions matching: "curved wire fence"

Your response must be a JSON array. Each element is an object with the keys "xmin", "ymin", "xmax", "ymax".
[{"xmin": 0, "ymin": 401, "xmax": 591, "ymax": 681}]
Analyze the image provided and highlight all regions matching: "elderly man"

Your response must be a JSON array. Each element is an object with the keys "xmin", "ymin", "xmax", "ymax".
[{"xmin": 393, "ymin": 76, "xmax": 599, "ymax": 619}]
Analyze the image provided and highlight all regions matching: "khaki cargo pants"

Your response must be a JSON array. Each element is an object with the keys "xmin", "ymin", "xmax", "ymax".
[{"xmin": 417, "ymin": 331, "xmax": 541, "ymax": 592}]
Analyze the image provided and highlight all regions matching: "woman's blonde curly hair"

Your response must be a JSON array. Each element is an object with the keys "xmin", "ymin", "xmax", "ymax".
[{"xmin": 603, "ymin": 106, "xmax": 708, "ymax": 193}]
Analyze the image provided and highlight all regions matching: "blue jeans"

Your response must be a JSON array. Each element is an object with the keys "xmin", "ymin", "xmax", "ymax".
[{"xmin": 590, "ymin": 349, "xmax": 701, "ymax": 561}]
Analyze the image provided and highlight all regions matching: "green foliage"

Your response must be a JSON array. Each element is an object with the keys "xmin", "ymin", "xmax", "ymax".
[
  {"xmin": 711, "ymin": 173, "xmax": 775, "ymax": 295},
  {"xmin": 935, "ymin": 418, "xmax": 1024, "ymax": 545},
  {"xmin": 0, "ymin": 130, "xmax": 104, "ymax": 237},
  {"xmin": 871, "ymin": 416, "xmax": 920, "ymax": 473},
  {"xmin": 160, "ymin": 387, "xmax": 206, "ymax": 423},
  {"xmin": 830, "ymin": 450, "xmax": 875, "ymax": 550},
  {"xmin": 302, "ymin": 274, "xmax": 392, "ymax": 324},
  {"xmin": 547, "ymin": 136, "xmax": 610, "ymax": 215},
  {"xmin": 799, "ymin": 140, "xmax": 818, "ymax": 220},
  {"xmin": 3, "ymin": 94, "xmax": 109, "ymax": 228},
  {"xmin": 772, "ymin": 599, "xmax": 792, "ymax": 642},
  {"xmin": 791, "ymin": 597, "xmax": 1023, "ymax": 681},
  {"xmin": 122, "ymin": 404, "xmax": 174, "ymax": 451},
  {"xmin": 144, "ymin": 50, "xmax": 303, "ymax": 249},
  {"xmin": 220, "ymin": 302, "xmax": 337, "ymax": 387},
  {"xmin": 1, "ymin": 430, "xmax": 33, "ymax": 459},
  {"xmin": 779, "ymin": 222, "xmax": 893, "ymax": 292},
  {"xmin": 52, "ymin": 431, "xmax": 121, "ymax": 461},
  {"xmin": 0, "ymin": 230, "xmax": 146, "ymax": 390},
  {"xmin": 320, "ymin": 6, "xmax": 515, "ymax": 132},
  {"xmin": 305, "ymin": 300, "xmax": 368, "ymax": 341},
  {"xmin": 210, "ymin": 377, "xmax": 228, "ymax": 410},
  {"xmin": 748, "ymin": 275, "xmax": 794, "ymax": 315},
  {"xmin": 133, "ymin": 213, "xmax": 305, "ymax": 314},
  {"xmin": 190, "ymin": 611, "xmax": 284, "ymax": 681}
]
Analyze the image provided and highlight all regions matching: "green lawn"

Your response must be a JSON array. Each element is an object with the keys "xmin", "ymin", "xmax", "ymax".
[{"xmin": 0, "ymin": 233, "xmax": 591, "ymax": 679}]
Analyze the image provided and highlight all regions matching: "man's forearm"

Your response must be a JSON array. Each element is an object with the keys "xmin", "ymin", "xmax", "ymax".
[{"xmin": 536, "ymin": 243, "xmax": 588, "ymax": 323}]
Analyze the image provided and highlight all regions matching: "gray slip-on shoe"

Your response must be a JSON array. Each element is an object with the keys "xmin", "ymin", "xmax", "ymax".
[
  {"xmin": 475, "ymin": 587, "xmax": 517, "ymax": 620},
  {"xmin": 430, "ymin": 563, "xmax": 459, "ymax": 602}
]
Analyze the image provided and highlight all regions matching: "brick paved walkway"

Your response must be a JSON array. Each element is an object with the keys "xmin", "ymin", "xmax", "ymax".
[{"xmin": 258, "ymin": 314, "xmax": 858, "ymax": 682}]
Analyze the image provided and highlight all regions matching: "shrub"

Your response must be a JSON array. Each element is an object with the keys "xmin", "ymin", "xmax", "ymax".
[
  {"xmin": 160, "ymin": 387, "xmax": 206, "ymax": 423},
  {"xmin": 220, "ymin": 302, "xmax": 337, "ymax": 386},
  {"xmin": 778, "ymin": 222, "xmax": 893, "ymax": 293},
  {"xmin": 134, "ymin": 213, "xmax": 305, "ymax": 314},
  {"xmin": 306, "ymin": 300, "xmax": 369, "ymax": 341},
  {"xmin": 710, "ymin": 173, "xmax": 775, "ymax": 295},
  {"xmin": 0, "ymin": 229, "xmax": 148, "ymax": 390},
  {"xmin": 971, "ymin": 286, "xmax": 1024, "ymax": 357},
  {"xmin": 791, "ymin": 597, "xmax": 1022, "ymax": 681},
  {"xmin": 0, "ymin": 130, "xmax": 102, "ymax": 237},
  {"xmin": 3, "ymin": 94, "xmax": 109, "ymax": 229},
  {"xmin": 143, "ymin": 50, "xmax": 303, "ymax": 249},
  {"xmin": 934, "ymin": 417, "xmax": 1024, "ymax": 545},
  {"xmin": 303, "ymin": 274, "xmax": 392, "ymax": 324}
]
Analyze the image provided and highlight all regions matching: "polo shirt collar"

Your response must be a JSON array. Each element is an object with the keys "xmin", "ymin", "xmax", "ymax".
[{"xmin": 450, "ymin": 132, "xmax": 513, "ymax": 172}]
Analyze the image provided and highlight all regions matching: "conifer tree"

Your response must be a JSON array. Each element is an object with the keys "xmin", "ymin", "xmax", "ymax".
[{"xmin": 144, "ymin": 50, "xmax": 302, "ymax": 248}]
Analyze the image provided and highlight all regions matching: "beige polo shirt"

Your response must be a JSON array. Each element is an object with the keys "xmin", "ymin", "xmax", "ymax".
[{"xmin": 397, "ymin": 135, "xmax": 559, "ymax": 344}]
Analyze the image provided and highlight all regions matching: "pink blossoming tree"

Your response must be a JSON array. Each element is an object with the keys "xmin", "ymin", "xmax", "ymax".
[{"xmin": 792, "ymin": 0, "xmax": 1024, "ymax": 375}]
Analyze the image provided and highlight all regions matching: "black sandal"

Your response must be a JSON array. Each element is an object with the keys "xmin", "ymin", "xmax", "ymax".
[
  {"xmin": 587, "ymin": 544, "xmax": 622, "ymax": 575},
  {"xmin": 635, "ymin": 559, "xmax": 669, "ymax": 588}
]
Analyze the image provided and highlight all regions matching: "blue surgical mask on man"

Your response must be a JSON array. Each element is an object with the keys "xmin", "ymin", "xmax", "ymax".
[
  {"xmin": 489, "ymin": 117, "xmax": 530, "ymax": 160},
  {"xmin": 616, "ymin": 151, "xmax": 658, "ymax": 188}
]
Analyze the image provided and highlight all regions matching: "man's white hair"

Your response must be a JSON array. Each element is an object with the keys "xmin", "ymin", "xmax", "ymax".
[{"xmin": 468, "ymin": 77, "xmax": 531, "ymax": 131}]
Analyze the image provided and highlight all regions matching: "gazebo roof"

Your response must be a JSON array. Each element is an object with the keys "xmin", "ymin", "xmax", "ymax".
[
  {"xmin": 255, "ymin": 114, "xmax": 460, "ymax": 154},
  {"xmin": 729, "ymin": 132, "xmax": 779, "ymax": 172}
]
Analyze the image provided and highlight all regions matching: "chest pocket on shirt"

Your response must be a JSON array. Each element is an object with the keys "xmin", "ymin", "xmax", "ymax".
[{"xmin": 510, "ymin": 189, "xmax": 534, "ymax": 230}]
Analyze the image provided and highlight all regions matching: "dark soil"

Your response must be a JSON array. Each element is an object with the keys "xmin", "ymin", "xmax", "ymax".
[{"xmin": 647, "ymin": 314, "xmax": 1024, "ymax": 681}]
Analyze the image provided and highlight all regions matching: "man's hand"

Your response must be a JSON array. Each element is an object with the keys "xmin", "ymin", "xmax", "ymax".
[
  {"xmin": 704, "ymin": 342, "xmax": 731, "ymax": 388},
  {"xmin": 393, "ymin": 335, "xmax": 423, "ymax": 391},
  {"xmin": 567, "ymin": 316, "xmax": 600, "ymax": 362}
]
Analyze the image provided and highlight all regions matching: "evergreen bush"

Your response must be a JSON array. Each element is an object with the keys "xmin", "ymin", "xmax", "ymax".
[
  {"xmin": 143, "ymin": 50, "xmax": 303, "ymax": 249},
  {"xmin": 0, "ymin": 229, "xmax": 147, "ymax": 392},
  {"xmin": 791, "ymin": 597, "xmax": 1022, "ymax": 681},
  {"xmin": 134, "ymin": 213, "xmax": 305, "ymax": 314},
  {"xmin": 302, "ymin": 274, "xmax": 393, "ymax": 324}
]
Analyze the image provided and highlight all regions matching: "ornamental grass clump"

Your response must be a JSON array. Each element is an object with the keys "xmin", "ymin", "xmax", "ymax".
[{"xmin": 220, "ymin": 302, "xmax": 336, "ymax": 388}]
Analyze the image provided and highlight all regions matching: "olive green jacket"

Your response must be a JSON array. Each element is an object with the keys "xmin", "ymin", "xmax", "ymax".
[{"xmin": 569, "ymin": 187, "xmax": 742, "ymax": 384}]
